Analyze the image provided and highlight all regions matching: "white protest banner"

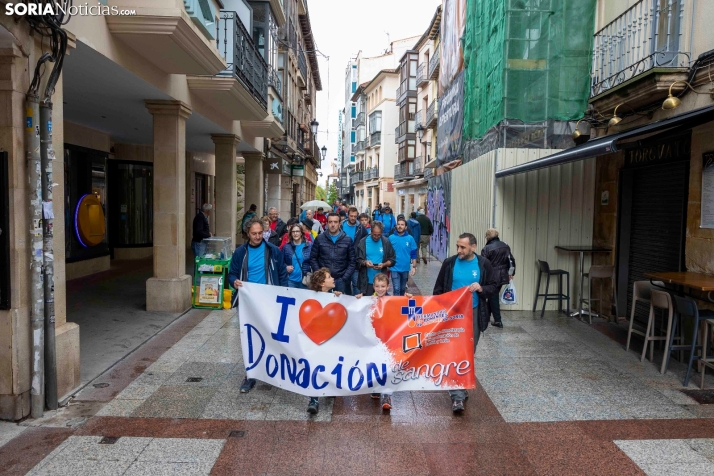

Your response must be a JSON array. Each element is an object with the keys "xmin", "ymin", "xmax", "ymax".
[{"xmin": 238, "ymin": 283, "xmax": 476, "ymax": 397}]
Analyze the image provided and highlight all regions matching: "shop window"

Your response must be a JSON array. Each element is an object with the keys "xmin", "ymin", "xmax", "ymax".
[{"xmin": 107, "ymin": 160, "xmax": 154, "ymax": 247}]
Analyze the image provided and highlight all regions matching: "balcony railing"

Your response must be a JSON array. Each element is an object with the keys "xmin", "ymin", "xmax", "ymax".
[
  {"xmin": 364, "ymin": 166, "xmax": 378, "ymax": 180},
  {"xmin": 415, "ymin": 109, "xmax": 423, "ymax": 130},
  {"xmin": 425, "ymin": 100, "xmax": 438, "ymax": 128},
  {"xmin": 217, "ymin": 11, "xmax": 268, "ymax": 109},
  {"xmin": 356, "ymin": 112, "xmax": 365, "ymax": 127},
  {"xmin": 370, "ymin": 132, "xmax": 381, "ymax": 147},
  {"xmin": 394, "ymin": 162, "xmax": 416, "ymax": 181},
  {"xmin": 350, "ymin": 171, "xmax": 364, "ymax": 184},
  {"xmin": 284, "ymin": 21, "xmax": 298, "ymax": 52},
  {"xmin": 424, "ymin": 167, "xmax": 433, "ymax": 180},
  {"xmin": 268, "ymin": 66, "xmax": 282, "ymax": 100},
  {"xmin": 355, "ymin": 140, "xmax": 365, "ymax": 153},
  {"xmin": 413, "ymin": 156, "xmax": 423, "ymax": 176},
  {"xmin": 591, "ymin": 0, "xmax": 690, "ymax": 97},
  {"xmin": 416, "ymin": 62, "xmax": 428, "ymax": 86},
  {"xmin": 428, "ymin": 49, "xmax": 440, "ymax": 80}
]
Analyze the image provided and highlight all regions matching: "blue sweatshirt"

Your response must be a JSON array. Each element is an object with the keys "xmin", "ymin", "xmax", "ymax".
[
  {"xmin": 388, "ymin": 231, "xmax": 417, "ymax": 272},
  {"xmin": 380, "ymin": 213, "xmax": 396, "ymax": 236}
]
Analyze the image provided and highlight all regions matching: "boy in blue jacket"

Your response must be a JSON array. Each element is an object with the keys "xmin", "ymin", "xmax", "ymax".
[{"xmin": 388, "ymin": 217, "xmax": 418, "ymax": 296}]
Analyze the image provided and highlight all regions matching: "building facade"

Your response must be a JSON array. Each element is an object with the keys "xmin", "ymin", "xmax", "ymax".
[
  {"xmin": 394, "ymin": 6, "xmax": 441, "ymax": 216},
  {"xmin": 0, "ymin": 0, "xmax": 319, "ymax": 420}
]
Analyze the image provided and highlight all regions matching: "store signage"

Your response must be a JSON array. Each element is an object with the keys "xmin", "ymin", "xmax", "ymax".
[
  {"xmin": 437, "ymin": 71, "xmax": 464, "ymax": 166},
  {"xmin": 292, "ymin": 164, "xmax": 305, "ymax": 177},
  {"xmin": 264, "ymin": 156, "xmax": 292, "ymax": 176},
  {"xmin": 624, "ymin": 133, "xmax": 691, "ymax": 168}
]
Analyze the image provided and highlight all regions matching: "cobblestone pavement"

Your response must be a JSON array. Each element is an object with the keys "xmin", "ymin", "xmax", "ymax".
[{"xmin": 2, "ymin": 255, "xmax": 714, "ymax": 475}]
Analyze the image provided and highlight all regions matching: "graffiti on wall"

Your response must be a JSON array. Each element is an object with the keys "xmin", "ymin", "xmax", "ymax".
[{"xmin": 427, "ymin": 172, "xmax": 451, "ymax": 262}]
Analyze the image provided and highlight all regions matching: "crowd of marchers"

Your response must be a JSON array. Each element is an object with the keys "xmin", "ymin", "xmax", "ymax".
[{"xmin": 190, "ymin": 199, "xmax": 516, "ymax": 415}]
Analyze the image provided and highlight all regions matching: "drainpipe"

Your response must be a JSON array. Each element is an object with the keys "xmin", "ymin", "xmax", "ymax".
[
  {"xmin": 40, "ymin": 101, "xmax": 57, "ymax": 411},
  {"xmin": 26, "ymin": 94, "xmax": 45, "ymax": 419}
]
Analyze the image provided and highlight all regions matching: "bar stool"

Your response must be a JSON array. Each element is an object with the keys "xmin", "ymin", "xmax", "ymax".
[
  {"xmin": 637, "ymin": 290, "xmax": 677, "ymax": 372},
  {"xmin": 699, "ymin": 316, "xmax": 714, "ymax": 388},
  {"xmin": 533, "ymin": 260, "xmax": 570, "ymax": 318},
  {"xmin": 626, "ymin": 280, "xmax": 660, "ymax": 353},
  {"xmin": 583, "ymin": 265, "xmax": 619, "ymax": 324},
  {"xmin": 668, "ymin": 296, "xmax": 714, "ymax": 387}
]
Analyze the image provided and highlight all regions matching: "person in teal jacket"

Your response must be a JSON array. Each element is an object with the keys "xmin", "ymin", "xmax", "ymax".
[{"xmin": 388, "ymin": 217, "xmax": 418, "ymax": 296}]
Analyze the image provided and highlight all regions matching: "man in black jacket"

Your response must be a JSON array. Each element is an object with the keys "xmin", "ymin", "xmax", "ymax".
[
  {"xmin": 415, "ymin": 209, "xmax": 434, "ymax": 264},
  {"xmin": 267, "ymin": 207, "xmax": 287, "ymax": 247},
  {"xmin": 191, "ymin": 203, "xmax": 212, "ymax": 258},
  {"xmin": 309, "ymin": 213, "xmax": 356, "ymax": 294},
  {"xmin": 481, "ymin": 228, "xmax": 516, "ymax": 328},
  {"xmin": 343, "ymin": 207, "xmax": 369, "ymax": 295},
  {"xmin": 355, "ymin": 221, "xmax": 396, "ymax": 296},
  {"xmin": 433, "ymin": 232, "xmax": 498, "ymax": 413}
]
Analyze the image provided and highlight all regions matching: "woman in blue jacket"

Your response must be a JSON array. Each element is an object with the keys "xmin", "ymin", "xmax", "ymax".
[{"xmin": 282, "ymin": 224, "xmax": 313, "ymax": 288}]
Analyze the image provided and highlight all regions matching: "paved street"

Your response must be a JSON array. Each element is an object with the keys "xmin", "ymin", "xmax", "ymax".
[{"xmin": 2, "ymin": 259, "xmax": 714, "ymax": 475}]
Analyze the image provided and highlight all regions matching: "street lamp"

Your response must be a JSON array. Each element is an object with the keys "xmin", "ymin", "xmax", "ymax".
[
  {"xmin": 321, "ymin": 145, "xmax": 327, "ymax": 160},
  {"xmin": 310, "ymin": 119, "xmax": 319, "ymax": 136}
]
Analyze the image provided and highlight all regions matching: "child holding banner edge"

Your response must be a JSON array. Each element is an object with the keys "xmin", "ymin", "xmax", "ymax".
[
  {"xmin": 305, "ymin": 267, "xmax": 344, "ymax": 414},
  {"xmin": 356, "ymin": 272, "xmax": 413, "ymax": 411}
]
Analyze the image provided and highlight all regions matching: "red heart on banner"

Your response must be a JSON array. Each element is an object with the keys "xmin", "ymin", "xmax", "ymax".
[{"xmin": 299, "ymin": 299, "xmax": 348, "ymax": 345}]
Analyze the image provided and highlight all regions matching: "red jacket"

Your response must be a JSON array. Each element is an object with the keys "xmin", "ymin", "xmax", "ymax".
[
  {"xmin": 279, "ymin": 232, "xmax": 312, "ymax": 250},
  {"xmin": 314, "ymin": 212, "xmax": 327, "ymax": 226}
]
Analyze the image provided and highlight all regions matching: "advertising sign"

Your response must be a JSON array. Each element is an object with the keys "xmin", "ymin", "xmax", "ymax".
[
  {"xmin": 238, "ymin": 284, "xmax": 476, "ymax": 397},
  {"xmin": 437, "ymin": 71, "xmax": 464, "ymax": 165},
  {"xmin": 439, "ymin": 0, "xmax": 466, "ymax": 94}
]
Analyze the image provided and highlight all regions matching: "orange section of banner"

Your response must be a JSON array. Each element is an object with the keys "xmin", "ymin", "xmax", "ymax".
[{"xmin": 371, "ymin": 288, "xmax": 476, "ymax": 389}]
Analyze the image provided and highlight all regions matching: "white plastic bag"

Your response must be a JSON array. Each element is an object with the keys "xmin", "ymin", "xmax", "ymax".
[{"xmin": 500, "ymin": 280, "xmax": 518, "ymax": 305}]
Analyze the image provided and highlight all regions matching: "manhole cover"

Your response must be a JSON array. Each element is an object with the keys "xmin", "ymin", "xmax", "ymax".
[
  {"xmin": 681, "ymin": 389, "xmax": 714, "ymax": 404},
  {"xmin": 93, "ymin": 383, "xmax": 110, "ymax": 388},
  {"xmin": 99, "ymin": 436, "xmax": 120, "ymax": 445},
  {"xmin": 186, "ymin": 377, "xmax": 203, "ymax": 383},
  {"xmin": 228, "ymin": 430, "xmax": 245, "ymax": 438}
]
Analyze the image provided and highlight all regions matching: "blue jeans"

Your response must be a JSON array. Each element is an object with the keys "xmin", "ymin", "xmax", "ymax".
[
  {"xmin": 192, "ymin": 241, "xmax": 206, "ymax": 260},
  {"xmin": 391, "ymin": 271, "xmax": 409, "ymax": 296},
  {"xmin": 334, "ymin": 278, "xmax": 348, "ymax": 294},
  {"xmin": 449, "ymin": 305, "xmax": 479, "ymax": 402},
  {"xmin": 288, "ymin": 280, "xmax": 305, "ymax": 289},
  {"xmin": 349, "ymin": 270, "xmax": 359, "ymax": 296}
]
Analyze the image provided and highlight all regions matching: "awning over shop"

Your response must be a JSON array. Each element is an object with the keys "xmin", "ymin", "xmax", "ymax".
[{"xmin": 495, "ymin": 104, "xmax": 714, "ymax": 178}]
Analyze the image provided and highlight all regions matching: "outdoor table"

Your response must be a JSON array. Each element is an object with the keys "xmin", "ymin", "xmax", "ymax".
[
  {"xmin": 644, "ymin": 271, "xmax": 714, "ymax": 303},
  {"xmin": 555, "ymin": 245, "xmax": 612, "ymax": 318}
]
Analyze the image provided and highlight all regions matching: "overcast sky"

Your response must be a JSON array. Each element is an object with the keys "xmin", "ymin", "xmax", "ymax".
[{"xmin": 309, "ymin": 0, "xmax": 442, "ymax": 187}]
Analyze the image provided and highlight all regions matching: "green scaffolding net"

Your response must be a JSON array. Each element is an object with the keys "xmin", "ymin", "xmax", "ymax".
[{"xmin": 462, "ymin": 0, "xmax": 596, "ymax": 141}]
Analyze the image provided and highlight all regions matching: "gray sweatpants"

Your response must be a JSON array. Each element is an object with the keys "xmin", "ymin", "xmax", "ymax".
[{"xmin": 449, "ymin": 305, "xmax": 479, "ymax": 402}]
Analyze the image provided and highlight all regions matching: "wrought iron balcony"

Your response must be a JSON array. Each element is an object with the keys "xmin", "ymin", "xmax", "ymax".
[
  {"xmin": 424, "ymin": 167, "xmax": 433, "ymax": 180},
  {"xmin": 364, "ymin": 166, "xmax": 378, "ymax": 180},
  {"xmin": 591, "ymin": 0, "xmax": 691, "ymax": 97},
  {"xmin": 394, "ymin": 162, "xmax": 415, "ymax": 181},
  {"xmin": 217, "ymin": 11, "xmax": 268, "ymax": 109},
  {"xmin": 268, "ymin": 66, "xmax": 282, "ymax": 100},
  {"xmin": 415, "ymin": 109, "xmax": 423, "ymax": 130},
  {"xmin": 416, "ymin": 62, "xmax": 428, "ymax": 87},
  {"xmin": 355, "ymin": 140, "xmax": 365, "ymax": 154},
  {"xmin": 350, "ymin": 171, "xmax": 364, "ymax": 184},
  {"xmin": 428, "ymin": 49, "xmax": 440, "ymax": 80},
  {"xmin": 413, "ymin": 156, "xmax": 423, "ymax": 176},
  {"xmin": 425, "ymin": 100, "xmax": 438, "ymax": 129},
  {"xmin": 370, "ymin": 132, "xmax": 381, "ymax": 147}
]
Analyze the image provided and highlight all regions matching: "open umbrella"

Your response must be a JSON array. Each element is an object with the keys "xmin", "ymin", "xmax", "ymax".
[{"xmin": 300, "ymin": 200, "xmax": 332, "ymax": 211}]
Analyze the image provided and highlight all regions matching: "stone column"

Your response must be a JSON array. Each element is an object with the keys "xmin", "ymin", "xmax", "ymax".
[
  {"xmin": 243, "ymin": 152, "xmax": 265, "ymax": 215},
  {"xmin": 145, "ymin": 100, "xmax": 192, "ymax": 313},
  {"xmin": 211, "ymin": 134, "xmax": 240, "ymax": 244}
]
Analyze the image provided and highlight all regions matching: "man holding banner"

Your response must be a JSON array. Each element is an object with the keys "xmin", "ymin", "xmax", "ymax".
[
  {"xmin": 433, "ymin": 232, "xmax": 498, "ymax": 412},
  {"xmin": 228, "ymin": 218, "xmax": 289, "ymax": 394}
]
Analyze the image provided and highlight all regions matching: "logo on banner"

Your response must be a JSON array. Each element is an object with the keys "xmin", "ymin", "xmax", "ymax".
[{"xmin": 401, "ymin": 299, "xmax": 423, "ymax": 328}]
